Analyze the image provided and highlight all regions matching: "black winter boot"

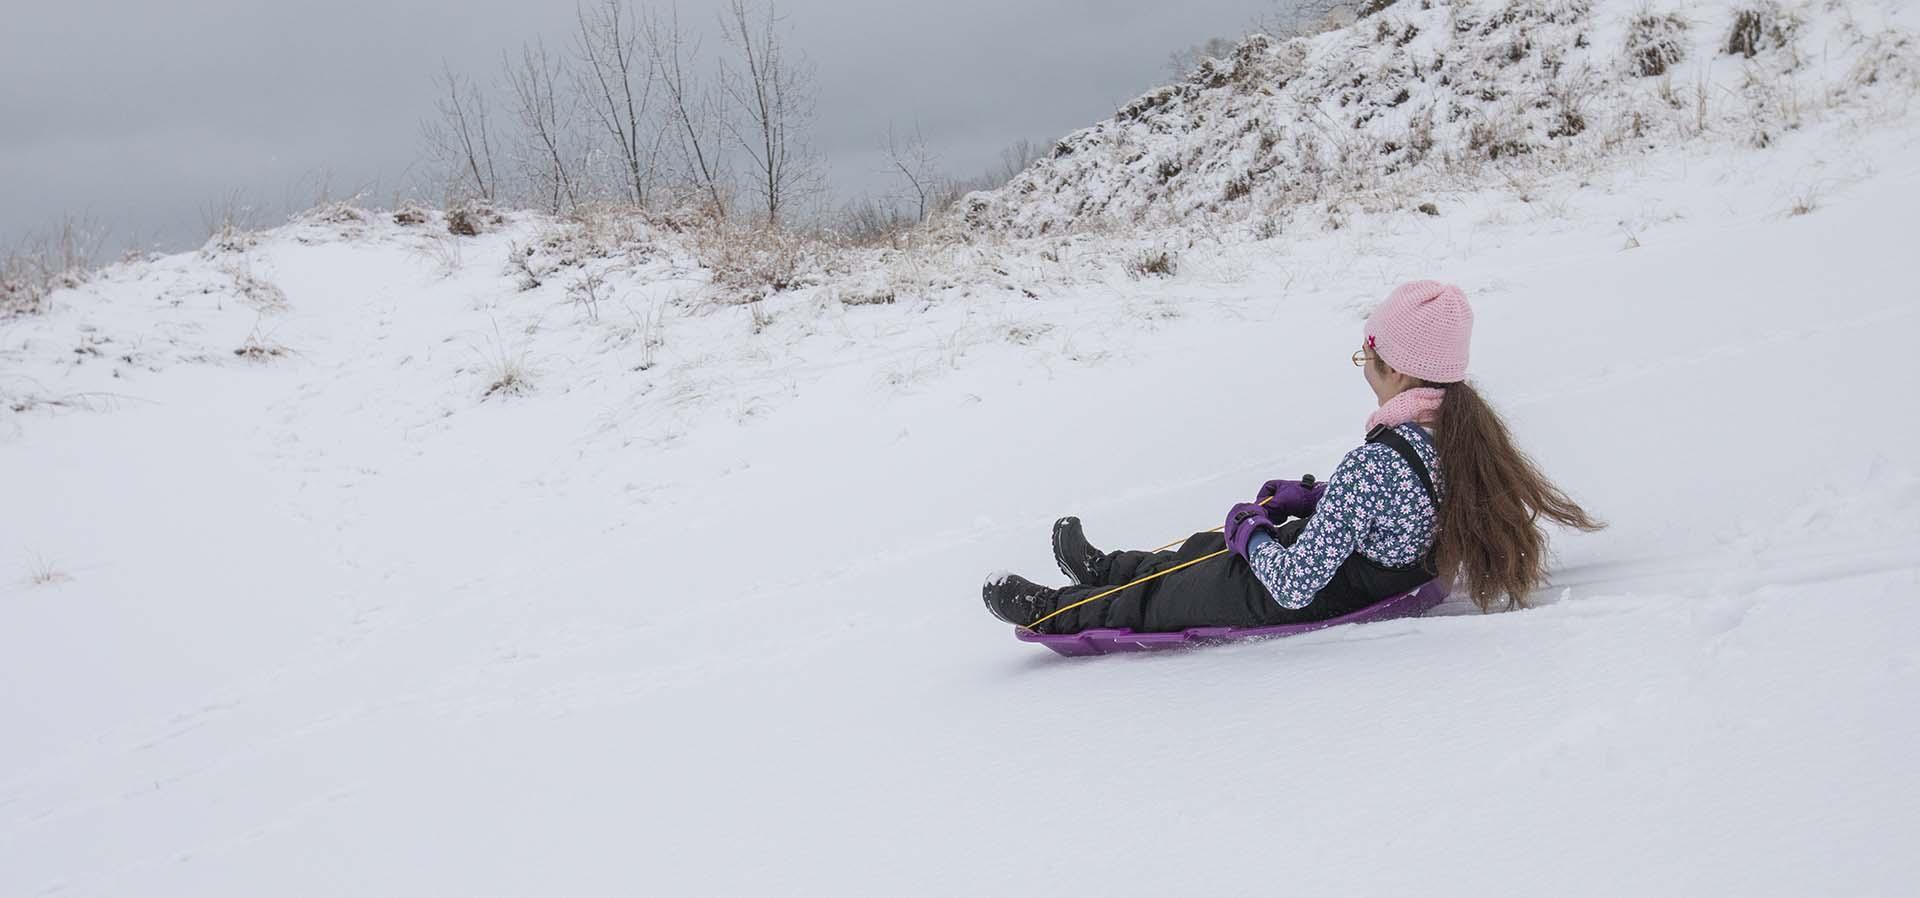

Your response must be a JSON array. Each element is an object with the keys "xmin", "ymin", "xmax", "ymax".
[
  {"xmin": 982, "ymin": 573, "xmax": 1061, "ymax": 628},
  {"xmin": 1051, "ymin": 516, "xmax": 1110, "ymax": 586}
]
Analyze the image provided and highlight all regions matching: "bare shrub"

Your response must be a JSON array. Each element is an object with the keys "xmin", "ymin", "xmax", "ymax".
[
  {"xmin": 26, "ymin": 553, "xmax": 71, "ymax": 587},
  {"xmin": 630, "ymin": 299, "xmax": 665, "ymax": 370},
  {"xmin": 1167, "ymin": 35, "xmax": 1241, "ymax": 80},
  {"xmin": 1468, "ymin": 109, "xmax": 1532, "ymax": 160},
  {"xmin": 393, "ymin": 205, "xmax": 432, "ymax": 226},
  {"xmin": 415, "ymin": 232, "xmax": 464, "ymax": 278},
  {"xmin": 1725, "ymin": 3, "xmax": 1800, "ymax": 58},
  {"xmin": 200, "ymin": 189, "xmax": 259, "ymax": 255},
  {"xmin": 569, "ymin": 269, "xmax": 612, "ymax": 322},
  {"xmin": 302, "ymin": 201, "xmax": 368, "ymax": 225},
  {"xmin": 2, "ymin": 217, "xmax": 104, "ymax": 319},
  {"xmin": 564, "ymin": 202, "xmax": 655, "ymax": 257},
  {"xmin": 837, "ymin": 194, "xmax": 916, "ymax": 246},
  {"xmin": 693, "ymin": 222, "xmax": 814, "ymax": 297},
  {"xmin": 478, "ymin": 325, "xmax": 535, "ymax": 399},
  {"xmin": 1787, "ymin": 185, "xmax": 1819, "ymax": 216},
  {"xmin": 1833, "ymin": 28, "xmax": 1920, "ymax": 100},
  {"xmin": 1546, "ymin": 68, "xmax": 1597, "ymax": 137},
  {"xmin": 225, "ymin": 263, "xmax": 289, "ymax": 311},
  {"xmin": 448, "ymin": 207, "xmax": 482, "ymax": 236},
  {"xmin": 1727, "ymin": 9, "xmax": 1766, "ymax": 58},
  {"xmin": 506, "ymin": 242, "xmax": 546, "ymax": 290},
  {"xmin": 1126, "ymin": 248, "xmax": 1178, "ymax": 279},
  {"xmin": 924, "ymin": 137, "xmax": 1045, "ymax": 222},
  {"xmin": 0, "ymin": 253, "xmax": 51, "ymax": 320},
  {"xmin": 233, "ymin": 325, "xmax": 290, "ymax": 361},
  {"xmin": 839, "ymin": 285, "xmax": 897, "ymax": 306},
  {"xmin": 483, "ymin": 360, "xmax": 534, "ymax": 399},
  {"xmin": 1625, "ymin": 8, "xmax": 1690, "ymax": 77},
  {"xmin": 447, "ymin": 201, "xmax": 504, "ymax": 236},
  {"xmin": 1256, "ymin": 0, "xmax": 1359, "ymax": 38},
  {"xmin": 1404, "ymin": 106, "xmax": 1436, "ymax": 159}
]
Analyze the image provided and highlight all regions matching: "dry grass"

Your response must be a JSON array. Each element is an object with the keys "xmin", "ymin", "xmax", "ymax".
[
  {"xmin": 233, "ymin": 322, "xmax": 291, "ymax": 362},
  {"xmin": 691, "ymin": 222, "xmax": 819, "ymax": 300},
  {"xmin": 1725, "ymin": 2, "xmax": 1802, "ymax": 58},
  {"xmin": 506, "ymin": 242, "xmax": 546, "ymax": 291},
  {"xmin": 2, "ymin": 217, "xmax": 103, "ymax": 319},
  {"xmin": 629, "ymin": 299, "xmax": 665, "ymax": 371},
  {"xmin": 477, "ymin": 322, "xmax": 535, "ymax": 400},
  {"xmin": 224, "ymin": 263, "xmax": 289, "ymax": 311},
  {"xmin": 300, "ymin": 201, "xmax": 369, "ymax": 225},
  {"xmin": 447, "ymin": 201, "xmax": 504, "ymax": 237},
  {"xmin": 1787, "ymin": 184, "xmax": 1820, "ymax": 216},
  {"xmin": 26, "ymin": 553, "xmax": 71, "ymax": 587},
  {"xmin": 1125, "ymin": 248, "xmax": 1179, "ymax": 278},
  {"xmin": 1625, "ymin": 7, "xmax": 1690, "ymax": 77},
  {"xmin": 415, "ymin": 232, "xmax": 464, "ymax": 279},
  {"xmin": 568, "ymin": 269, "xmax": 611, "ymax": 323}
]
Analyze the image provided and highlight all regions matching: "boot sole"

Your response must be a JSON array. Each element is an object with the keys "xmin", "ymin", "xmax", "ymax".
[
  {"xmin": 982, "ymin": 577, "xmax": 1019, "ymax": 625},
  {"xmin": 1052, "ymin": 516, "xmax": 1088, "ymax": 586}
]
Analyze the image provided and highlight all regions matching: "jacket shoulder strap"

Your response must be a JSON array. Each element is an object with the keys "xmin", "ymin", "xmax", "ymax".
[{"xmin": 1366, "ymin": 424, "xmax": 1439, "ymax": 508}]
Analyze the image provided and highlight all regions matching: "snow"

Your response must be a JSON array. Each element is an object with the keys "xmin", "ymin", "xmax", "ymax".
[
  {"xmin": 6, "ymin": 3, "xmax": 1920, "ymax": 895},
  {"xmin": 953, "ymin": 0, "xmax": 1919, "ymax": 239}
]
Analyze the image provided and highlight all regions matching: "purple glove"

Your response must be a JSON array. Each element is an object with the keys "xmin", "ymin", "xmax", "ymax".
[
  {"xmin": 1223, "ymin": 502, "xmax": 1278, "ymax": 560},
  {"xmin": 1255, "ymin": 477, "xmax": 1326, "ymax": 519}
]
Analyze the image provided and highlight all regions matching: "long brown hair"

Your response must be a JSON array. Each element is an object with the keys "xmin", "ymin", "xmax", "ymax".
[{"xmin": 1420, "ymin": 379, "xmax": 1604, "ymax": 610}]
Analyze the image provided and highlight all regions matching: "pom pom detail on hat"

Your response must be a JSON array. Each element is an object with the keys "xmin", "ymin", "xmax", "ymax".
[{"xmin": 1363, "ymin": 280, "xmax": 1474, "ymax": 383}]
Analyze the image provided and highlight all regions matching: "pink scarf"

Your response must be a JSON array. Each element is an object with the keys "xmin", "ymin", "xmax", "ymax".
[{"xmin": 1366, "ymin": 387, "xmax": 1446, "ymax": 433}]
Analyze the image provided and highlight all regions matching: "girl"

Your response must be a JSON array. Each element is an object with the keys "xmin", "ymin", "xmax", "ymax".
[{"xmin": 983, "ymin": 280, "xmax": 1602, "ymax": 634}]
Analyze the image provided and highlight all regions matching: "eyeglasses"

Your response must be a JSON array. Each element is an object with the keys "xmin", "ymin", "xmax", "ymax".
[{"xmin": 1351, "ymin": 348, "xmax": 1375, "ymax": 367}]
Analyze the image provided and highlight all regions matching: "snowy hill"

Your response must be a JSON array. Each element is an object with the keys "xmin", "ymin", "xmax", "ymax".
[
  {"xmin": 5, "ymin": 0, "xmax": 1920, "ymax": 895},
  {"xmin": 952, "ymin": 0, "xmax": 1917, "ymax": 237}
]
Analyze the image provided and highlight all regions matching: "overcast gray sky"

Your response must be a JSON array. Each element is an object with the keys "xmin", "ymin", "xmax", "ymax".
[{"xmin": 1, "ymin": 0, "xmax": 1278, "ymax": 253}]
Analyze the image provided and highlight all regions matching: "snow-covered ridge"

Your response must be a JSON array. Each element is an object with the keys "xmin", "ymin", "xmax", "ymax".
[
  {"xmin": 952, "ymin": 0, "xmax": 1918, "ymax": 236},
  {"xmin": 8, "ymin": 0, "xmax": 1913, "ymax": 425}
]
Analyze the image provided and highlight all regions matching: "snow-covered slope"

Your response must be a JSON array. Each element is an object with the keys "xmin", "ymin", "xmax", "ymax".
[
  {"xmin": 5, "ymin": 4, "xmax": 1920, "ymax": 897},
  {"xmin": 952, "ymin": 0, "xmax": 1917, "ymax": 237}
]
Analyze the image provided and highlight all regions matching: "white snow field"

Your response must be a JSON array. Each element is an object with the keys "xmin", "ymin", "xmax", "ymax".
[{"xmin": 6, "ymin": 1, "xmax": 1920, "ymax": 896}]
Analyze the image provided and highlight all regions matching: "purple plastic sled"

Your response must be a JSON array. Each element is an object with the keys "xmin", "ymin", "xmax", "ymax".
[{"xmin": 1015, "ymin": 580, "xmax": 1448, "ymax": 657}]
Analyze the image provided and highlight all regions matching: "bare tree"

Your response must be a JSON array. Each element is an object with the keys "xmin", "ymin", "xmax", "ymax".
[
  {"xmin": 1253, "ymin": 0, "xmax": 1359, "ymax": 41},
  {"xmin": 836, "ymin": 194, "xmax": 913, "ymax": 244},
  {"xmin": 504, "ymin": 40, "xmax": 581, "ymax": 213},
  {"xmin": 882, "ymin": 121, "xmax": 944, "ymax": 224},
  {"xmin": 573, "ymin": 0, "xmax": 662, "ymax": 207},
  {"xmin": 1167, "ymin": 36, "xmax": 1242, "ymax": 80},
  {"xmin": 421, "ymin": 65, "xmax": 500, "ymax": 203},
  {"xmin": 918, "ymin": 137, "xmax": 1044, "ymax": 219},
  {"xmin": 992, "ymin": 138, "xmax": 1042, "ymax": 185},
  {"xmin": 644, "ymin": 5, "xmax": 730, "ymax": 219},
  {"xmin": 718, "ymin": 0, "xmax": 821, "ymax": 225}
]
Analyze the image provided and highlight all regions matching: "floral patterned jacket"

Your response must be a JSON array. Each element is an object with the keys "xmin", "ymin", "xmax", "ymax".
[{"xmin": 1245, "ymin": 422, "xmax": 1442, "ymax": 608}]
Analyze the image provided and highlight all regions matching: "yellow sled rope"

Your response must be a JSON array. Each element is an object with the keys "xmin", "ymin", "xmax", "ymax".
[{"xmin": 1022, "ymin": 496, "xmax": 1275, "ymax": 633}]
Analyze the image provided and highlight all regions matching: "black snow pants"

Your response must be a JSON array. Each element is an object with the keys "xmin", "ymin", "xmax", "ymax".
[{"xmin": 1037, "ymin": 519, "xmax": 1435, "ymax": 634}]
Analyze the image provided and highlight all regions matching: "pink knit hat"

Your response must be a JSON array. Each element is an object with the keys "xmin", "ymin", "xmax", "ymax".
[{"xmin": 1363, "ymin": 280, "xmax": 1474, "ymax": 383}]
